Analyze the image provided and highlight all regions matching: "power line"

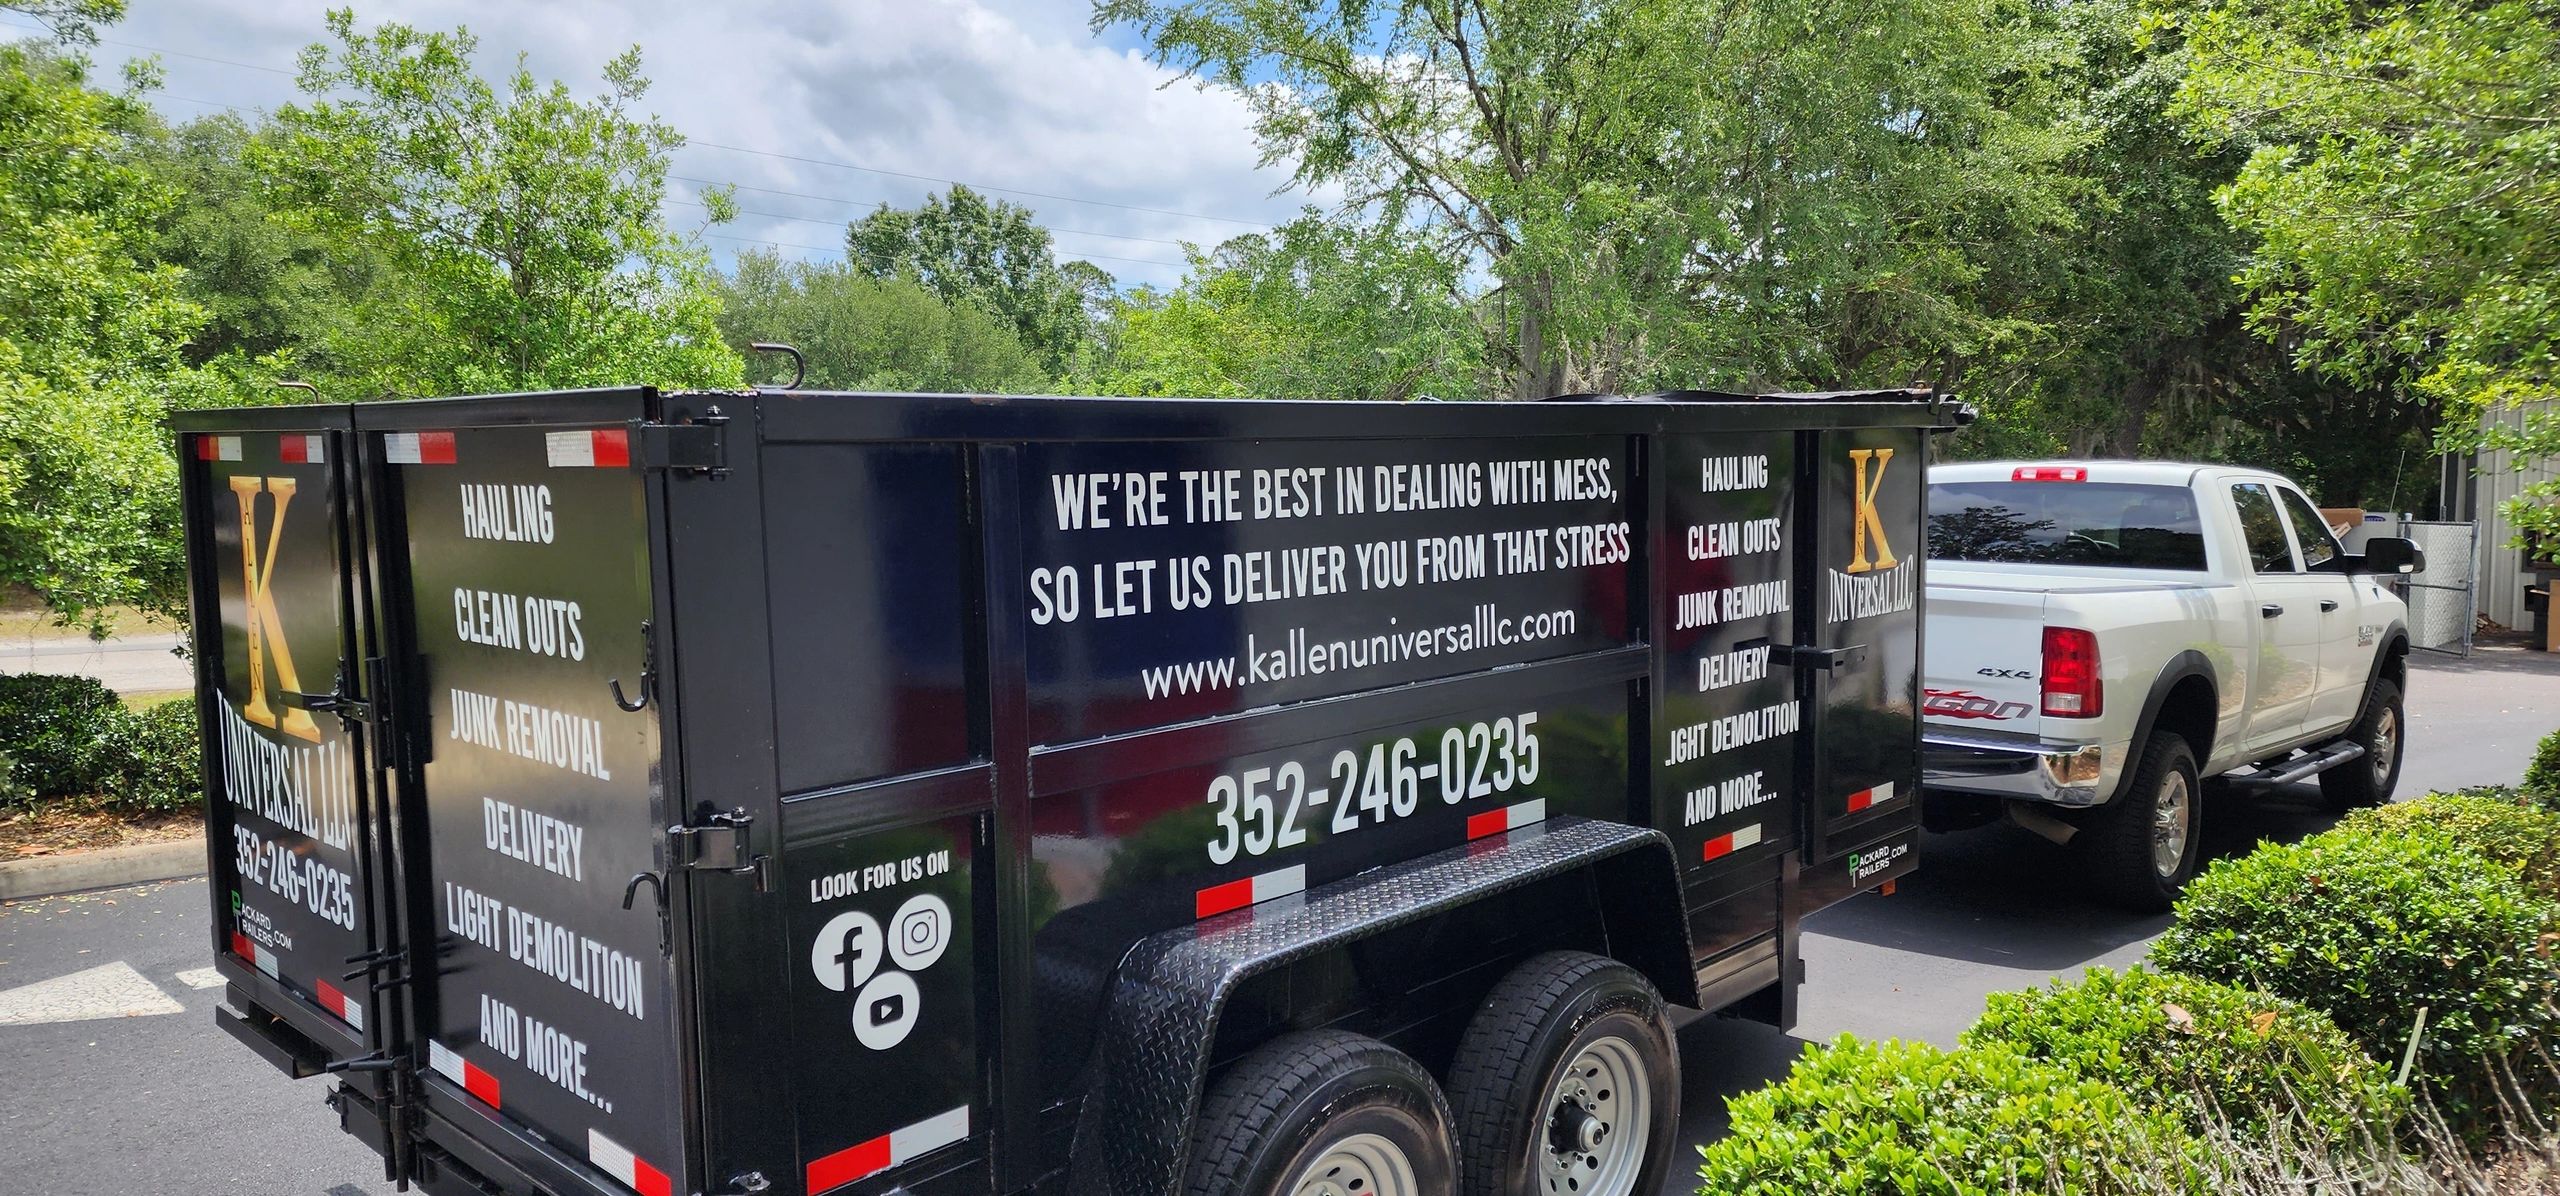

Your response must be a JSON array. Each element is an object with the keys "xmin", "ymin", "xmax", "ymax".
[
  {"xmin": 12, "ymin": 17, "xmax": 1246, "ymax": 273},
  {"xmin": 700, "ymin": 229, "xmax": 1182, "ymax": 272},
  {"xmin": 665, "ymin": 194, "xmax": 1196, "ymax": 251},
  {"xmin": 3, "ymin": 17, "xmax": 1277, "ymax": 236},
  {"xmin": 687, "ymin": 140, "xmax": 1271, "ymax": 230},
  {"xmin": 0, "ymin": 15, "xmax": 296, "ymax": 76}
]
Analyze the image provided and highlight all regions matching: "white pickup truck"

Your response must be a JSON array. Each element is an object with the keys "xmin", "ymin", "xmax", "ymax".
[{"xmin": 1918, "ymin": 461, "xmax": 2424, "ymax": 910}]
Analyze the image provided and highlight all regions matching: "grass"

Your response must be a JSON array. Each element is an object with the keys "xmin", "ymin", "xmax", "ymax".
[
  {"xmin": 0, "ymin": 588, "xmax": 160, "ymax": 641},
  {"xmin": 116, "ymin": 689, "xmax": 190, "ymax": 711}
]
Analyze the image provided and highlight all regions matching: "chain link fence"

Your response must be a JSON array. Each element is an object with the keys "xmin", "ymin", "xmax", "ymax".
[{"xmin": 2396, "ymin": 518, "xmax": 2478, "ymax": 656}]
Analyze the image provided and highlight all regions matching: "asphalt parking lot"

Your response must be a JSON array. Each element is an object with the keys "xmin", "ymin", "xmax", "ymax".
[{"xmin": 4, "ymin": 643, "xmax": 2555, "ymax": 1195}]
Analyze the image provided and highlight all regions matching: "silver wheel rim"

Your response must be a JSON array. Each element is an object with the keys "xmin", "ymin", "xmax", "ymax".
[
  {"xmin": 1289, "ymin": 1132, "xmax": 1417, "ymax": 1196},
  {"xmin": 2371, "ymin": 706, "xmax": 2398, "ymax": 784},
  {"xmin": 1537, "ymin": 1035, "xmax": 1652, "ymax": 1195},
  {"xmin": 2152, "ymin": 770, "xmax": 2192, "ymax": 881}
]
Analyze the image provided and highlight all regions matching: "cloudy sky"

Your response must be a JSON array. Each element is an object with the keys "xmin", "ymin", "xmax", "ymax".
[{"xmin": 6, "ymin": 0, "xmax": 1323, "ymax": 290}]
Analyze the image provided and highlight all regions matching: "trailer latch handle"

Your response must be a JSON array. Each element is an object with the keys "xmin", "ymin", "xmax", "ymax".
[
  {"xmin": 622, "ymin": 871, "xmax": 672, "ymax": 957},
  {"xmin": 1767, "ymin": 642, "xmax": 1867, "ymax": 673},
  {"xmin": 279, "ymin": 687, "xmax": 373, "ymax": 724},
  {"xmin": 610, "ymin": 619, "xmax": 657, "ymax": 712},
  {"xmin": 321, "ymin": 1051, "xmax": 397, "ymax": 1075}
]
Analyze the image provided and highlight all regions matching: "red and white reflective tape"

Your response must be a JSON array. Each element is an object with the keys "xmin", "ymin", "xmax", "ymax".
[
  {"xmin": 383, "ymin": 430, "xmax": 458, "ymax": 465},
  {"xmin": 229, "ymin": 930, "xmax": 279, "ymax": 978},
  {"xmin": 1701, "ymin": 823, "xmax": 1765, "ymax": 862},
  {"xmin": 1464, "ymin": 798, "xmax": 1548, "ymax": 841},
  {"xmin": 427, "ymin": 1039, "xmax": 502, "ymax": 1108},
  {"xmin": 588, "ymin": 1129, "xmax": 674, "ymax": 1196},
  {"xmin": 195, "ymin": 435, "xmax": 242, "ymax": 462},
  {"xmin": 545, "ymin": 428, "xmax": 631, "ymax": 468},
  {"xmin": 313, "ymin": 977, "xmax": 365, "ymax": 1031},
  {"xmin": 1194, "ymin": 863, "xmax": 1307, "ymax": 920},
  {"xmin": 804, "ymin": 1105, "xmax": 971, "ymax": 1193},
  {"xmin": 278, "ymin": 434, "xmax": 327, "ymax": 464},
  {"xmin": 1845, "ymin": 782, "xmax": 1896, "ymax": 813}
]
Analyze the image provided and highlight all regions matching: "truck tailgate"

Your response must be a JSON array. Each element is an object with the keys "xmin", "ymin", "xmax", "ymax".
[{"xmin": 1919, "ymin": 583, "xmax": 2047, "ymax": 736}]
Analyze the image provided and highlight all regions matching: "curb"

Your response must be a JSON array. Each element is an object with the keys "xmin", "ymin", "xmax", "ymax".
[{"xmin": 0, "ymin": 840, "xmax": 205, "ymax": 901}]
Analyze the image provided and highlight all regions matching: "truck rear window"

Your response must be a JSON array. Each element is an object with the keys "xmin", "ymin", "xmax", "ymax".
[{"xmin": 1926, "ymin": 481, "xmax": 2206, "ymax": 570}]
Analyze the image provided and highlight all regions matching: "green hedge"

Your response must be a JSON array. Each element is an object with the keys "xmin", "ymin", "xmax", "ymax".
[
  {"xmin": 2341, "ymin": 792, "xmax": 2560, "ymax": 899},
  {"xmin": 80, "ymin": 698, "xmax": 202, "ymax": 813},
  {"xmin": 2526, "ymin": 727, "xmax": 2560, "ymax": 807},
  {"xmin": 1963, "ymin": 966, "xmax": 2401, "ymax": 1142},
  {"xmin": 0, "ymin": 674, "xmax": 200, "ymax": 814},
  {"xmin": 0, "ymin": 673, "xmax": 122, "ymax": 797},
  {"xmin": 2149, "ymin": 826, "xmax": 2560, "ymax": 1140},
  {"xmin": 1696, "ymin": 1036, "xmax": 2201, "ymax": 1195}
]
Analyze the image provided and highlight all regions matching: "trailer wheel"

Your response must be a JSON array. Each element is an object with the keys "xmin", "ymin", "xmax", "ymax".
[
  {"xmin": 1444, "ymin": 951, "xmax": 1679, "ymax": 1196},
  {"xmin": 2320, "ymin": 678, "xmax": 2403, "ymax": 812},
  {"xmin": 1182, "ymin": 1030, "xmax": 1456, "ymax": 1196},
  {"xmin": 2079, "ymin": 732, "xmax": 2200, "ymax": 913}
]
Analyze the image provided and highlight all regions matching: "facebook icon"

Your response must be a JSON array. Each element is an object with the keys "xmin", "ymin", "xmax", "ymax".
[{"xmin": 810, "ymin": 910, "xmax": 883, "ymax": 992}]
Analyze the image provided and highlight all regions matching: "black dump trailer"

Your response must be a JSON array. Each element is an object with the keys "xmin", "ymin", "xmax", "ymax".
[{"xmin": 174, "ymin": 386, "xmax": 1953, "ymax": 1196}]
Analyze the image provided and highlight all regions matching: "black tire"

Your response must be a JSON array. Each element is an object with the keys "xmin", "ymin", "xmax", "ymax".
[
  {"xmin": 1183, "ymin": 1030, "xmax": 1457, "ymax": 1196},
  {"xmin": 2078, "ymin": 732, "xmax": 2201, "ymax": 913},
  {"xmin": 1444, "ymin": 952, "xmax": 1680, "ymax": 1196},
  {"xmin": 2320, "ymin": 678, "xmax": 2404, "ymax": 812}
]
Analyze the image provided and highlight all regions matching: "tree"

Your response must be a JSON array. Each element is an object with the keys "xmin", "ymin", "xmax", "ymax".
[
  {"xmin": 1075, "ymin": 216, "xmax": 1480, "ymax": 400},
  {"xmin": 2150, "ymin": 0, "xmax": 2558, "ymax": 528},
  {"xmin": 0, "ymin": 38, "xmax": 215, "ymax": 624},
  {"xmin": 260, "ymin": 9, "xmax": 741, "ymax": 397},
  {"xmin": 1098, "ymin": 0, "xmax": 2085, "ymax": 399},
  {"xmin": 140, "ymin": 113, "xmax": 382, "ymax": 374},
  {"xmin": 845, "ymin": 185, "xmax": 1098, "ymax": 370},
  {"xmin": 717, "ymin": 250, "xmax": 1052, "ymax": 393}
]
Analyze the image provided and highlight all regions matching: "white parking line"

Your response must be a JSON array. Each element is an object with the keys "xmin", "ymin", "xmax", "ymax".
[
  {"xmin": 0, "ymin": 961, "xmax": 185, "ymax": 1026},
  {"xmin": 173, "ymin": 967, "xmax": 224, "ymax": 990}
]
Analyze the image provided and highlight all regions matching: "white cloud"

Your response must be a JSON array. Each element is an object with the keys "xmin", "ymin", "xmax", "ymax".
[{"xmin": 25, "ymin": 0, "xmax": 1326, "ymax": 289}]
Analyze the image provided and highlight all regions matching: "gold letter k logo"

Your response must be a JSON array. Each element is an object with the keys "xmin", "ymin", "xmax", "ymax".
[
  {"xmin": 228, "ymin": 476, "xmax": 321, "ymax": 743},
  {"xmin": 1846, "ymin": 448, "xmax": 1898, "ymax": 575}
]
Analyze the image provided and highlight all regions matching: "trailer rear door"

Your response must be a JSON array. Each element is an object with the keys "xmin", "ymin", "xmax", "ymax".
[
  {"xmin": 1803, "ymin": 426, "xmax": 1924, "ymax": 880},
  {"xmin": 363, "ymin": 411, "xmax": 690, "ymax": 1196},
  {"xmin": 184, "ymin": 419, "xmax": 388, "ymax": 1056}
]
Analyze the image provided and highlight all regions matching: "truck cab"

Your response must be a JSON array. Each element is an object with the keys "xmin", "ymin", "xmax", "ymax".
[{"xmin": 1918, "ymin": 461, "xmax": 2419, "ymax": 909}]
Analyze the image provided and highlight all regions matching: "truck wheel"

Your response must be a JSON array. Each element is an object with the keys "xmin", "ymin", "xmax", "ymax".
[
  {"xmin": 1444, "ymin": 951, "xmax": 1679, "ymax": 1196},
  {"xmin": 1183, "ymin": 1030, "xmax": 1457, "ymax": 1196},
  {"xmin": 2078, "ymin": 733, "xmax": 2200, "ymax": 913},
  {"xmin": 2320, "ymin": 678, "xmax": 2403, "ymax": 812}
]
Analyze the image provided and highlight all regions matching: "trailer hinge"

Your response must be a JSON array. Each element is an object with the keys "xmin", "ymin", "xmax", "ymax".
[
  {"xmin": 634, "ymin": 414, "xmax": 729, "ymax": 479},
  {"xmin": 671, "ymin": 807, "xmax": 768, "ymax": 885}
]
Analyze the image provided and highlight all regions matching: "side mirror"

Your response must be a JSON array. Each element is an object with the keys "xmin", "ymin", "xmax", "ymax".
[{"xmin": 2356, "ymin": 536, "xmax": 2424, "ymax": 576}]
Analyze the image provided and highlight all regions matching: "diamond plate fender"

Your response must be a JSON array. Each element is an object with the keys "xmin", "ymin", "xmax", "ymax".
[{"xmin": 1084, "ymin": 817, "xmax": 1693, "ymax": 1196}]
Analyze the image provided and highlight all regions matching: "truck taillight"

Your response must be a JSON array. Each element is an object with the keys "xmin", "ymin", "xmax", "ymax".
[
  {"xmin": 2041, "ymin": 627, "xmax": 2102, "ymax": 717},
  {"xmin": 2012, "ymin": 465, "xmax": 2087, "ymax": 482}
]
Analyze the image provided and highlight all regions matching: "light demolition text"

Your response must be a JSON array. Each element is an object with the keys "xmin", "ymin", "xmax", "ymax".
[{"xmin": 444, "ymin": 880, "xmax": 646, "ymax": 1020}]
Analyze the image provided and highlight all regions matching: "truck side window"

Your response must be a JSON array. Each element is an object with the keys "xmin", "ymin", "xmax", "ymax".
[
  {"xmin": 2275, "ymin": 487, "xmax": 2343, "ymax": 571},
  {"xmin": 2231, "ymin": 483, "xmax": 2297, "ymax": 573}
]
